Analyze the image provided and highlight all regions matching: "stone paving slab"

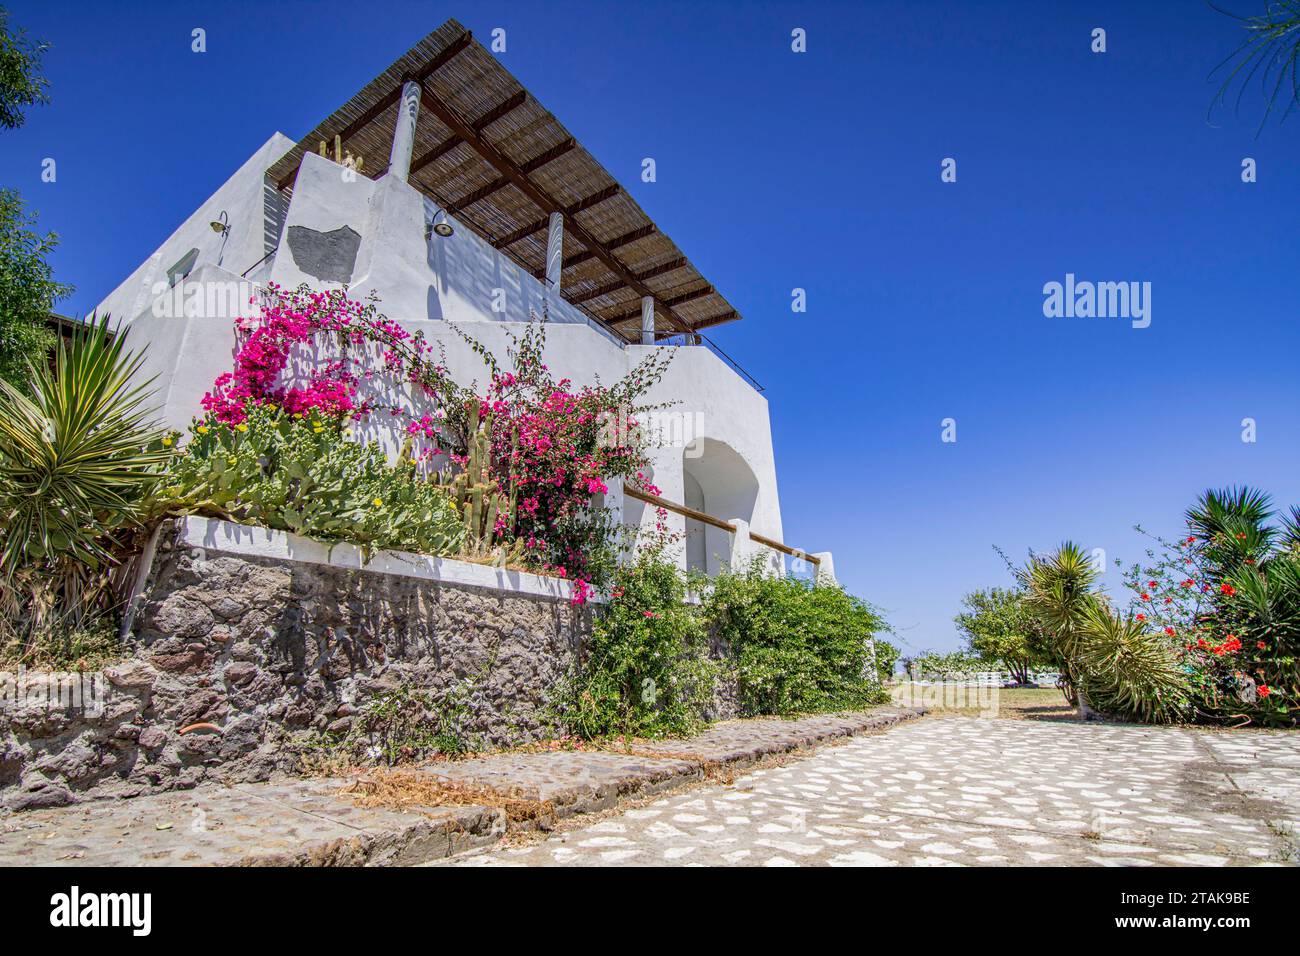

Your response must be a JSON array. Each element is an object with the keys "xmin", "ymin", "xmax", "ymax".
[
  {"xmin": 629, "ymin": 709, "xmax": 917, "ymax": 766},
  {"xmin": 416, "ymin": 751, "xmax": 703, "ymax": 819},
  {"xmin": 0, "ymin": 779, "xmax": 504, "ymax": 866},
  {"xmin": 0, "ymin": 706, "xmax": 919, "ymax": 865},
  {"xmin": 442, "ymin": 717, "xmax": 1300, "ymax": 867},
  {"xmin": 414, "ymin": 707, "xmax": 920, "ymax": 821}
]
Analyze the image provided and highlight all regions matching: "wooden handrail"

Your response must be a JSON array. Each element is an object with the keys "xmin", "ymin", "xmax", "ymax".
[{"xmin": 621, "ymin": 484, "xmax": 819, "ymax": 566}]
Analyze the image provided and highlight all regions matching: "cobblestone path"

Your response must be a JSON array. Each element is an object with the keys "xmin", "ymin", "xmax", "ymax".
[{"xmin": 443, "ymin": 716, "xmax": 1299, "ymax": 866}]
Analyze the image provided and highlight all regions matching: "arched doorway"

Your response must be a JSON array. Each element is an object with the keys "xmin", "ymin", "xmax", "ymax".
[{"xmin": 682, "ymin": 438, "xmax": 760, "ymax": 576}]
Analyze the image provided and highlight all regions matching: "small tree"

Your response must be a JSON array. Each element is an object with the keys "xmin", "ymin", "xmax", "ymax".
[
  {"xmin": 0, "ymin": 190, "xmax": 68, "ymax": 387},
  {"xmin": 909, "ymin": 649, "xmax": 983, "ymax": 680},
  {"xmin": 873, "ymin": 638, "xmax": 901, "ymax": 684},
  {"xmin": 954, "ymin": 586, "xmax": 1051, "ymax": 684},
  {"xmin": 0, "ymin": 7, "xmax": 50, "ymax": 130},
  {"xmin": 0, "ymin": 11, "xmax": 67, "ymax": 385}
]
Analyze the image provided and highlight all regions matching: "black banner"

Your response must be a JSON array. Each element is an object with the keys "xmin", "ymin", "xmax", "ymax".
[{"xmin": 0, "ymin": 865, "xmax": 1287, "ymax": 942}]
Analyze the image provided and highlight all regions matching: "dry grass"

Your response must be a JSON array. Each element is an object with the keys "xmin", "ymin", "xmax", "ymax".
[
  {"xmin": 337, "ymin": 711, "xmax": 920, "ymax": 845},
  {"xmin": 890, "ymin": 683, "xmax": 1076, "ymax": 721},
  {"xmin": 341, "ymin": 767, "xmax": 557, "ymax": 826}
]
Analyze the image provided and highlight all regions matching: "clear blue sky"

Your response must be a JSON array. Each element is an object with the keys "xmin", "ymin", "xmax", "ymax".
[{"xmin": 4, "ymin": 0, "xmax": 1299, "ymax": 657}]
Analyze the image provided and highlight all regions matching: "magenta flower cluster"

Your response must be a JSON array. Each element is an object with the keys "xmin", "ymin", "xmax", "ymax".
[
  {"xmin": 202, "ymin": 284, "xmax": 433, "ymax": 425},
  {"xmin": 201, "ymin": 286, "xmax": 665, "ymax": 604}
]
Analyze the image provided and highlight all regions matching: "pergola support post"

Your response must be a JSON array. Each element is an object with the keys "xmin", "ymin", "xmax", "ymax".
[
  {"xmin": 388, "ymin": 80, "xmax": 422, "ymax": 182},
  {"xmin": 545, "ymin": 212, "xmax": 564, "ymax": 289},
  {"xmin": 640, "ymin": 295, "xmax": 655, "ymax": 345}
]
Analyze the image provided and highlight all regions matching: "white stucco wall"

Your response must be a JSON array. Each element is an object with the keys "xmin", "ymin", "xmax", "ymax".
[
  {"xmin": 93, "ymin": 142, "xmax": 787, "ymax": 572},
  {"xmin": 95, "ymin": 133, "xmax": 295, "ymax": 325}
]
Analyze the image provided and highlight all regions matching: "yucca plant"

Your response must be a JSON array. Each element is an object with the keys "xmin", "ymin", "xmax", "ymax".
[
  {"xmin": 1021, "ymin": 542, "xmax": 1101, "ymax": 714},
  {"xmin": 1280, "ymin": 505, "xmax": 1300, "ymax": 550},
  {"xmin": 1223, "ymin": 554, "xmax": 1300, "ymax": 642},
  {"xmin": 1076, "ymin": 603, "xmax": 1191, "ymax": 724},
  {"xmin": 1210, "ymin": 0, "xmax": 1300, "ymax": 130},
  {"xmin": 0, "ymin": 315, "xmax": 166, "ymax": 641},
  {"xmin": 1186, "ymin": 486, "xmax": 1276, "ymax": 575}
]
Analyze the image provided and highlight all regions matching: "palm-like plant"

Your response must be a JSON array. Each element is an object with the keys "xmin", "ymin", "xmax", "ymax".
[
  {"xmin": 1281, "ymin": 506, "xmax": 1300, "ymax": 550},
  {"xmin": 1076, "ymin": 603, "xmax": 1191, "ymax": 724},
  {"xmin": 1022, "ymin": 544, "xmax": 1193, "ymax": 722},
  {"xmin": 1211, "ymin": 1, "xmax": 1300, "ymax": 129},
  {"xmin": 1224, "ymin": 556, "xmax": 1300, "ymax": 640},
  {"xmin": 1180, "ymin": 486, "xmax": 1298, "ymax": 723},
  {"xmin": 1186, "ymin": 486, "xmax": 1275, "ymax": 573},
  {"xmin": 1021, "ymin": 541, "xmax": 1101, "ymax": 713},
  {"xmin": 0, "ymin": 315, "xmax": 166, "ymax": 637},
  {"xmin": 1220, "ymin": 537, "xmax": 1300, "ymax": 714}
]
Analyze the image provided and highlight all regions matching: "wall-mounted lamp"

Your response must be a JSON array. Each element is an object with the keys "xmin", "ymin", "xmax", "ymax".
[
  {"xmin": 425, "ymin": 207, "xmax": 454, "ymax": 239},
  {"xmin": 209, "ymin": 210, "xmax": 230, "ymax": 235}
]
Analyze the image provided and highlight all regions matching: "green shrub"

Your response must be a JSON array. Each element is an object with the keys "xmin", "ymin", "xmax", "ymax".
[
  {"xmin": 347, "ymin": 685, "xmax": 481, "ymax": 765},
  {"xmin": 704, "ymin": 564, "xmax": 888, "ymax": 716},
  {"xmin": 156, "ymin": 403, "xmax": 464, "ymax": 558},
  {"xmin": 558, "ymin": 552, "xmax": 716, "ymax": 739},
  {"xmin": 910, "ymin": 649, "xmax": 984, "ymax": 680},
  {"xmin": 0, "ymin": 315, "xmax": 166, "ymax": 577},
  {"xmin": 874, "ymin": 637, "xmax": 901, "ymax": 683}
]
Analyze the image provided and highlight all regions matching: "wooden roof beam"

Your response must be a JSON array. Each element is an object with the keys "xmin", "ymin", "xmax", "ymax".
[
  {"xmin": 632, "ymin": 256, "xmax": 689, "ymax": 282},
  {"xmin": 469, "ymin": 90, "xmax": 526, "ymax": 133},
  {"xmin": 413, "ymin": 30, "xmax": 475, "ymax": 82},
  {"xmin": 409, "ymin": 132, "xmax": 463, "ymax": 178},
  {"xmin": 560, "ymin": 224, "xmax": 656, "ymax": 270},
  {"xmin": 569, "ymin": 258, "xmax": 688, "ymax": 305},
  {"xmin": 567, "ymin": 183, "xmax": 621, "ymax": 214},
  {"xmin": 493, "ymin": 184, "xmax": 621, "ymax": 250},
  {"xmin": 570, "ymin": 279, "xmax": 627, "ymax": 306},
  {"xmin": 607, "ymin": 285, "xmax": 714, "ymax": 324},
  {"xmin": 448, "ymin": 138, "xmax": 577, "ymax": 215},
  {"xmin": 521, "ymin": 137, "xmax": 576, "ymax": 172},
  {"xmin": 411, "ymin": 91, "xmax": 528, "ymax": 184},
  {"xmin": 690, "ymin": 309, "xmax": 739, "ymax": 329},
  {"xmin": 415, "ymin": 80, "xmax": 692, "ymax": 334},
  {"xmin": 492, "ymin": 218, "xmax": 547, "ymax": 250}
]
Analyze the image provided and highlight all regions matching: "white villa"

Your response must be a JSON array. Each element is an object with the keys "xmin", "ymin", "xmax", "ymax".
[{"xmin": 94, "ymin": 20, "xmax": 831, "ymax": 582}]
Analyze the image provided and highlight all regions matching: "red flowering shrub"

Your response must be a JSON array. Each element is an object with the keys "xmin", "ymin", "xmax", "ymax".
[{"xmin": 1118, "ymin": 487, "xmax": 1299, "ymax": 726}]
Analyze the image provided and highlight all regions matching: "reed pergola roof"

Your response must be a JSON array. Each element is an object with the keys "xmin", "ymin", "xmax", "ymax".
[{"xmin": 266, "ymin": 19, "xmax": 741, "ymax": 341}]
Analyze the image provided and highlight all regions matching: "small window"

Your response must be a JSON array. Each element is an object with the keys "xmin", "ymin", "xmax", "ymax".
[{"xmin": 166, "ymin": 247, "xmax": 200, "ymax": 287}]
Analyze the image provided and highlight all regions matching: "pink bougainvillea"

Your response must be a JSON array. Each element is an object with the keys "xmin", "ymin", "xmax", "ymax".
[
  {"xmin": 445, "ymin": 319, "xmax": 671, "ymax": 592},
  {"xmin": 200, "ymin": 285, "xmax": 672, "ymax": 602},
  {"xmin": 202, "ymin": 284, "xmax": 452, "ymax": 426}
]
